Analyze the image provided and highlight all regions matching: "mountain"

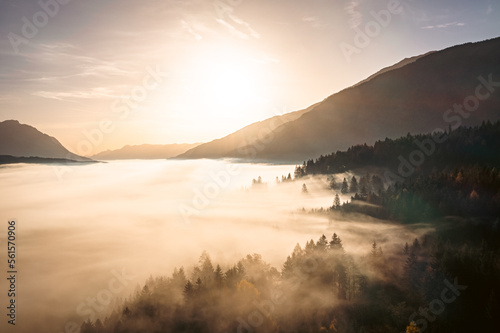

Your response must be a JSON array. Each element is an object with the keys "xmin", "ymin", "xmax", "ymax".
[
  {"xmin": 91, "ymin": 143, "xmax": 201, "ymax": 160},
  {"xmin": 175, "ymin": 102, "xmax": 320, "ymax": 159},
  {"xmin": 0, "ymin": 120, "xmax": 91, "ymax": 162},
  {"xmin": 351, "ymin": 51, "xmax": 435, "ymax": 87},
  {"xmin": 177, "ymin": 37, "xmax": 500, "ymax": 162}
]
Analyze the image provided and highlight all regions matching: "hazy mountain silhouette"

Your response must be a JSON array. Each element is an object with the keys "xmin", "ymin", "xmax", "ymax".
[
  {"xmin": 91, "ymin": 143, "xmax": 201, "ymax": 160},
  {"xmin": 0, "ymin": 120, "xmax": 92, "ymax": 162},
  {"xmin": 176, "ymin": 102, "xmax": 320, "ymax": 159},
  {"xmin": 178, "ymin": 37, "xmax": 500, "ymax": 162}
]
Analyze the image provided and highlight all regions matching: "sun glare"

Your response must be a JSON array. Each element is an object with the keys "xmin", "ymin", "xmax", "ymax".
[{"xmin": 208, "ymin": 63, "xmax": 256, "ymax": 108}]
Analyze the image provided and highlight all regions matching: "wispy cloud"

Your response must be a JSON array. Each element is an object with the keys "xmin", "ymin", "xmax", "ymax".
[
  {"xmin": 486, "ymin": 5, "xmax": 493, "ymax": 15},
  {"xmin": 181, "ymin": 20, "xmax": 203, "ymax": 40},
  {"xmin": 32, "ymin": 87, "xmax": 118, "ymax": 101},
  {"xmin": 421, "ymin": 22, "xmax": 466, "ymax": 29},
  {"xmin": 215, "ymin": 15, "xmax": 260, "ymax": 40},
  {"xmin": 345, "ymin": 1, "xmax": 363, "ymax": 29},
  {"xmin": 302, "ymin": 16, "xmax": 327, "ymax": 29}
]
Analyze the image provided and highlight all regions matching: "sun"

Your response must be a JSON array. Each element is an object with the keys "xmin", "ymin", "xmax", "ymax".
[
  {"xmin": 152, "ymin": 45, "xmax": 272, "ymax": 137},
  {"xmin": 208, "ymin": 64, "xmax": 255, "ymax": 108}
]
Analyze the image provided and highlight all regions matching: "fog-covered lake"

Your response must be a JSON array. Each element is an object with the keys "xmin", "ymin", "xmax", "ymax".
[{"xmin": 0, "ymin": 160, "xmax": 417, "ymax": 333}]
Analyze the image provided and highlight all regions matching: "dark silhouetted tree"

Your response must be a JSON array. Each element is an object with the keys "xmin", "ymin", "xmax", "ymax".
[
  {"xmin": 334, "ymin": 194, "xmax": 341, "ymax": 208},
  {"xmin": 350, "ymin": 176, "xmax": 358, "ymax": 193},
  {"xmin": 329, "ymin": 233, "xmax": 344, "ymax": 252},
  {"xmin": 341, "ymin": 178, "xmax": 349, "ymax": 194}
]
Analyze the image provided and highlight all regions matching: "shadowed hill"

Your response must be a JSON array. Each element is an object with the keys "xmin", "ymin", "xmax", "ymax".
[
  {"xmin": 175, "ymin": 102, "xmax": 320, "ymax": 160},
  {"xmin": 178, "ymin": 37, "xmax": 500, "ymax": 162},
  {"xmin": 0, "ymin": 120, "xmax": 91, "ymax": 162}
]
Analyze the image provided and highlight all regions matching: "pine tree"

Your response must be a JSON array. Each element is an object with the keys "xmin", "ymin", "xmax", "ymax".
[
  {"xmin": 412, "ymin": 238, "xmax": 421, "ymax": 253},
  {"xmin": 350, "ymin": 176, "xmax": 358, "ymax": 193},
  {"xmin": 302, "ymin": 183, "xmax": 308, "ymax": 193},
  {"xmin": 334, "ymin": 194, "xmax": 341, "ymax": 208},
  {"xmin": 94, "ymin": 319, "xmax": 104, "ymax": 333},
  {"xmin": 316, "ymin": 235, "xmax": 328, "ymax": 251},
  {"xmin": 305, "ymin": 239, "xmax": 316, "ymax": 253},
  {"xmin": 370, "ymin": 241, "xmax": 378, "ymax": 257},
  {"xmin": 329, "ymin": 233, "xmax": 344, "ymax": 252},
  {"xmin": 329, "ymin": 177, "xmax": 337, "ymax": 190},
  {"xmin": 183, "ymin": 280, "xmax": 193, "ymax": 300},
  {"xmin": 341, "ymin": 178, "xmax": 349, "ymax": 194},
  {"xmin": 282, "ymin": 255, "xmax": 295, "ymax": 278},
  {"xmin": 371, "ymin": 175, "xmax": 384, "ymax": 194},
  {"xmin": 403, "ymin": 242, "xmax": 410, "ymax": 255},
  {"xmin": 214, "ymin": 264, "xmax": 224, "ymax": 288}
]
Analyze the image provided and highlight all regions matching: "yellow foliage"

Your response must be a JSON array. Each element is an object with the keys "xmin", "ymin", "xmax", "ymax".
[
  {"xmin": 236, "ymin": 279, "xmax": 260, "ymax": 300},
  {"xmin": 406, "ymin": 321, "xmax": 419, "ymax": 333}
]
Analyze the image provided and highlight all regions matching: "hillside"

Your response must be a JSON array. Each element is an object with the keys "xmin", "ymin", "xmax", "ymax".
[
  {"xmin": 176, "ymin": 102, "xmax": 320, "ymax": 159},
  {"xmin": 0, "ymin": 120, "xmax": 91, "ymax": 162},
  {"xmin": 178, "ymin": 37, "xmax": 500, "ymax": 162},
  {"xmin": 91, "ymin": 143, "xmax": 201, "ymax": 160}
]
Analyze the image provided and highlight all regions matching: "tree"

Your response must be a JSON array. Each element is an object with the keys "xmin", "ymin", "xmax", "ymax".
[
  {"xmin": 412, "ymin": 238, "xmax": 421, "ymax": 253},
  {"xmin": 334, "ymin": 194, "xmax": 341, "ymax": 208},
  {"xmin": 406, "ymin": 321, "xmax": 420, "ymax": 333},
  {"xmin": 370, "ymin": 241, "xmax": 378, "ymax": 257},
  {"xmin": 183, "ymin": 280, "xmax": 194, "ymax": 299},
  {"xmin": 302, "ymin": 183, "xmax": 308, "ymax": 193},
  {"xmin": 329, "ymin": 177, "xmax": 337, "ymax": 190},
  {"xmin": 350, "ymin": 176, "xmax": 358, "ymax": 193},
  {"xmin": 329, "ymin": 233, "xmax": 344, "ymax": 252},
  {"xmin": 316, "ymin": 234, "xmax": 328, "ymax": 251},
  {"xmin": 122, "ymin": 306, "xmax": 131, "ymax": 318},
  {"xmin": 371, "ymin": 175, "xmax": 384, "ymax": 194},
  {"xmin": 81, "ymin": 319, "xmax": 95, "ymax": 333},
  {"xmin": 214, "ymin": 264, "xmax": 224, "ymax": 288},
  {"xmin": 282, "ymin": 255, "xmax": 295, "ymax": 278},
  {"xmin": 359, "ymin": 174, "xmax": 371, "ymax": 194},
  {"xmin": 341, "ymin": 178, "xmax": 349, "ymax": 194},
  {"xmin": 403, "ymin": 242, "xmax": 409, "ymax": 255},
  {"xmin": 292, "ymin": 243, "xmax": 304, "ymax": 258},
  {"xmin": 305, "ymin": 239, "xmax": 316, "ymax": 253},
  {"xmin": 94, "ymin": 319, "xmax": 104, "ymax": 333}
]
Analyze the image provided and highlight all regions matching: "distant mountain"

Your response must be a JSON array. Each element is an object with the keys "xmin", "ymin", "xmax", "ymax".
[
  {"xmin": 91, "ymin": 143, "xmax": 201, "ymax": 160},
  {"xmin": 0, "ymin": 120, "xmax": 91, "ymax": 162},
  {"xmin": 178, "ymin": 37, "xmax": 500, "ymax": 162},
  {"xmin": 176, "ymin": 102, "xmax": 320, "ymax": 159}
]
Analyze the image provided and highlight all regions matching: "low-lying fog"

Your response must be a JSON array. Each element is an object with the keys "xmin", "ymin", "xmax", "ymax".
[{"xmin": 0, "ymin": 160, "xmax": 420, "ymax": 333}]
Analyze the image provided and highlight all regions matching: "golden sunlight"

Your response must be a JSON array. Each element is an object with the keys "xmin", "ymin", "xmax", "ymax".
[{"xmin": 207, "ymin": 63, "xmax": 256, "ymax": 109}]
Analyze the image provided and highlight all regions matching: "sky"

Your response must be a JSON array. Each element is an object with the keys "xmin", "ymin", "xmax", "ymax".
[{"xmin": 0, "ymin": 0, "xmax": 498, "ymax": 155}]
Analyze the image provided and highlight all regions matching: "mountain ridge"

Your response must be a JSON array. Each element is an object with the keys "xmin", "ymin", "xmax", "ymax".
[
  {"xmin": 177, "ymin": 37, "xmax": 500, "ymax": 162},
  {"xmin": 91, "ymin": 143, "xmax": 202, "ymax": 160},
  {"xmin": 0, "ymin": 120, "xmax": 92, "ymax": 162}
]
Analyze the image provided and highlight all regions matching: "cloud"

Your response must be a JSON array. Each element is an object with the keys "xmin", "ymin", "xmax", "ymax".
[
  {"xmin": 486, "ymin": 5, "xmax": 493, "ymax": 15},
  {"xmin": 215, "ymin": 15, "xmax": 260, "ymax": 40},
  {"xmin": 32, "ymin": 87, "xmax": 118, "ymax": 101},
  {"xmin": 181, "ymin": 20, "xmax": 203, "ymax": 40},
  {"xmin": 421, "ymin": 22, "xmax": 466, "ymax": 29},
  {"xmin": 345, "ymin": 1, "xmax": 363, "ymax": 29},
  {"xmin": 302, "ymin": 16, "xmax": 327, "ymax": 29}
]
